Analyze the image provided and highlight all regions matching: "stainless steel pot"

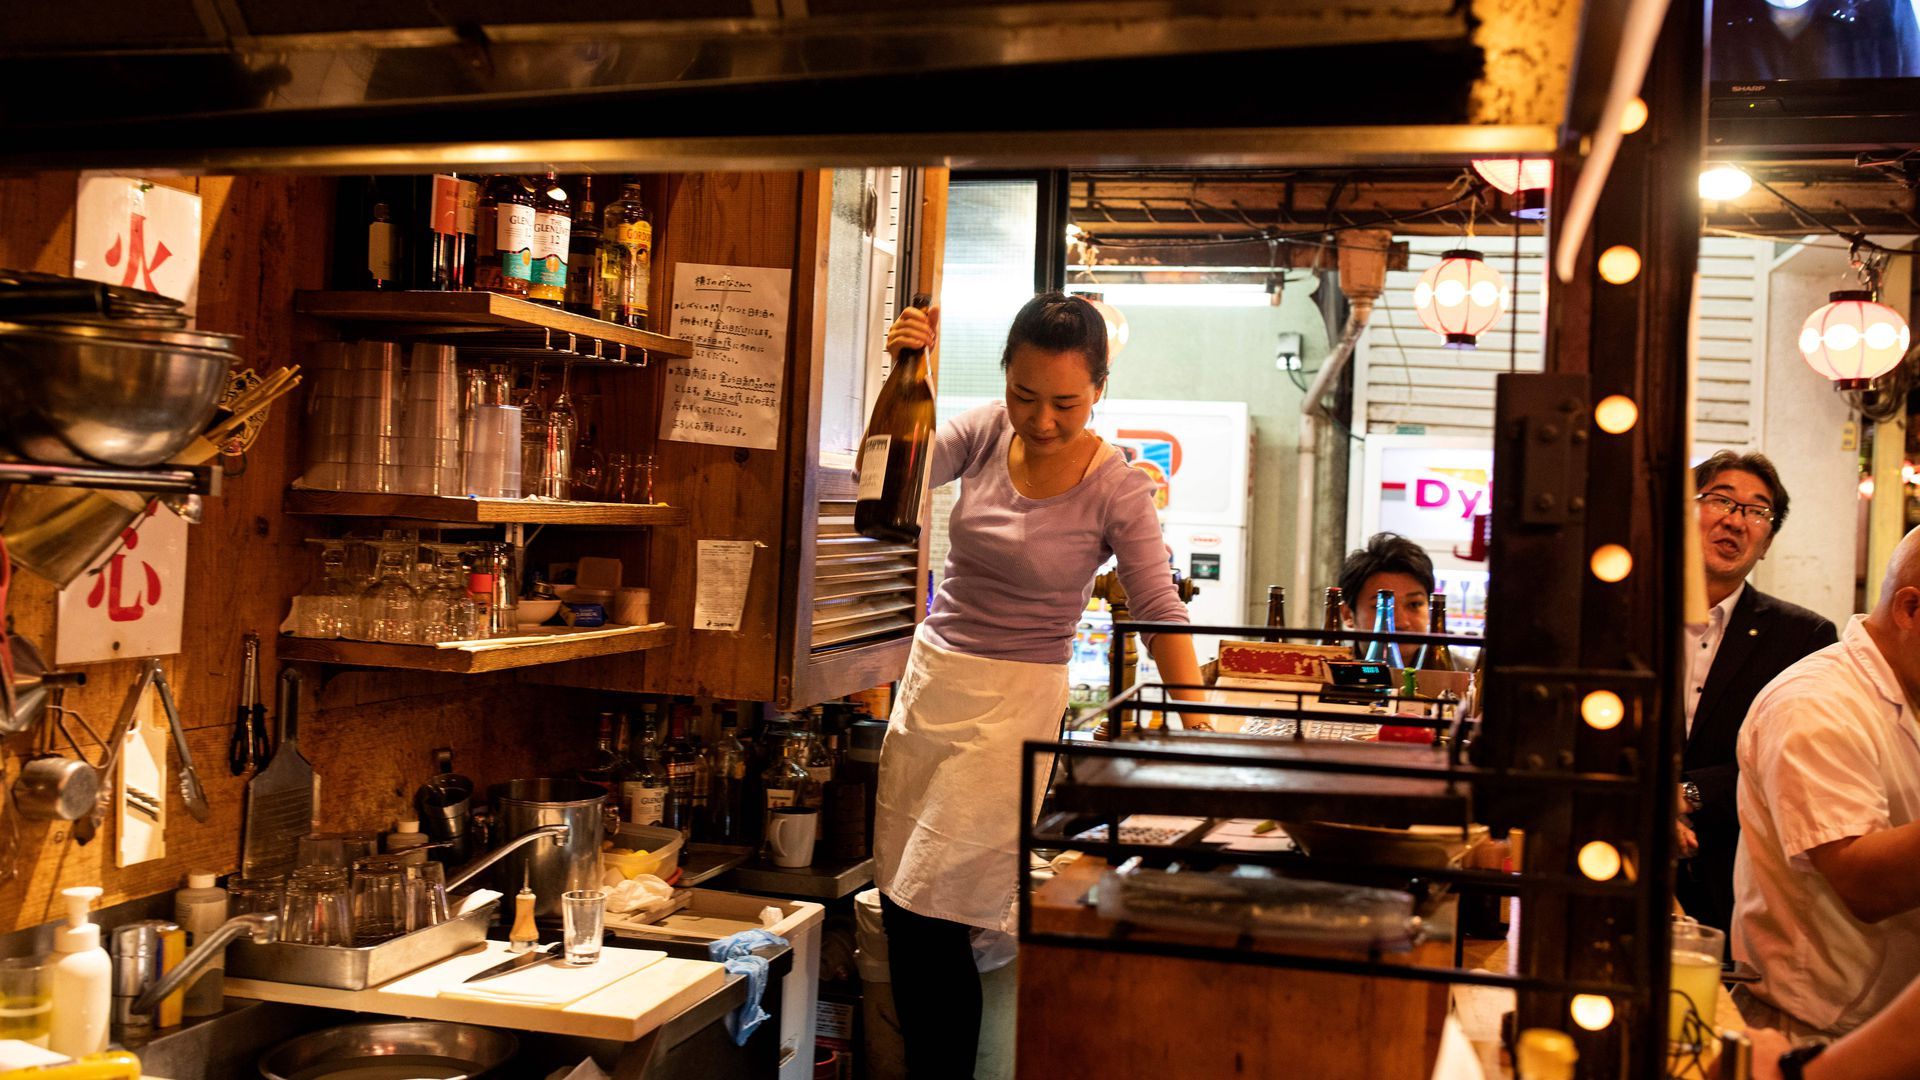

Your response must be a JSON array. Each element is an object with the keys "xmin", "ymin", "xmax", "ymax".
[
  {"xmin": 0, "ymin": 318, "xmax": 237, "ymax": 466},
  {"xmin": 487, "ymin": 778, "xmax": 605, "ymax": 917},
  {"xmin": 257, "ymin": 1021, "xmax": 517, "ymax": 1079}
]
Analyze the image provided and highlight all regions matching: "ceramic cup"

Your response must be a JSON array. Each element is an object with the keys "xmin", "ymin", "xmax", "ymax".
[{"xmin": 766, "ymin": 807, "xmax": 819, "ymax": 868}]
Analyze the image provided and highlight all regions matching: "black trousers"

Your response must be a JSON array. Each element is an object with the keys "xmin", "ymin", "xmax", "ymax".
[{"xmin": 880, "ymin": 892, "xmax": 982, "ymax": 1080}]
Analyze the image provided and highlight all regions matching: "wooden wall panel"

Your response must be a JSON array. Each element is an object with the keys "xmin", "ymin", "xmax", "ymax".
[
  {"xmin": 0, "ymin": 174, "xmax": 623, "ymax": 933},
  {"xmin": 539, "ymin": 172, "xmax": 805, "ymax": 701}
]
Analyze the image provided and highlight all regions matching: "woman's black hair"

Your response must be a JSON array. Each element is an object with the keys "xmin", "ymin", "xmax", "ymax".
[{"xmin": 999, "ymin": 291, "xmax": 1110, "ymax": 386}]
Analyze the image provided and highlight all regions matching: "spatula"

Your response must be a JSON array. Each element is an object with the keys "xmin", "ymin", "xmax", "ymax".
[{"xmin": 242, "ymin": 668, "xmax": 316, "ymax": 881}]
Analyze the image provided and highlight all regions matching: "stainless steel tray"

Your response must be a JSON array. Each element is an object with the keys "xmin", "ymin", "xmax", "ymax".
[{"xmin": 227, "ymin": 898, "xmax": 497, "ymax": 990}]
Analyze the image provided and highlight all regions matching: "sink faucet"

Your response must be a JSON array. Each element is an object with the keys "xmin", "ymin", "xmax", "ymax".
[
  {"xmin": 130, "ymin": 913, "xmax": 277, "ymax": 1015},
  {"xmin": 447, "ymin": 823, "xmax": 571, "ymax": 892}
]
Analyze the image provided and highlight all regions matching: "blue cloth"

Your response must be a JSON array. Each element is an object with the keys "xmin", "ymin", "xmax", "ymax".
[{"xmin": 707, "ymin": 929, "xmax": 788, "ymax": 1046}]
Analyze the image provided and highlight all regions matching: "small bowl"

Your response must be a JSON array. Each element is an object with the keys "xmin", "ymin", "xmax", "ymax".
[{"xmin": 515, "ymin": 599, "xmax": 562, "ymax": 627}]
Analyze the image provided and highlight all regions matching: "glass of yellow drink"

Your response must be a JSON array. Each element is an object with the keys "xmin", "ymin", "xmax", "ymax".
[
  {"xmin": 1669, "ymin": 918, "xmax": 1726, "ymax": 1045},
  {"xmin": 0, "ymin": 955, "xmax": 52, "ymax": 1047}
]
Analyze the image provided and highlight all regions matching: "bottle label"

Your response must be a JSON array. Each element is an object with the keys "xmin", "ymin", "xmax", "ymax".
[
  {"xmin": 766, "ymin": 788, "xmax": 797, "ymax": 809},
  {"xmin": 857, "ymin": 435, "xmax": 890, "ymax": 501},
  {"xmin": 455, "ymin": 180, "xmax": 478, "ymax": 234},
  {"xmin": 532, "ymin": 211, "xmax": 572, "ymax": 289},
  {"xmin": 496, "ymin": 204, "xmax": 534, "ymax": 281},
  {"xmin": 603, "ymin": 222, "xmax": 652, "ymax": 315},
  {"xmin": 431, "ymin": 175, "xmax": 462, "ymax": 235},
  {"xmin": 623, "ymin": 782, "xmax": 667, "ymax": 826},
  {"xmin": 367, "ymin": 221, "xmax": 395, "ymax": 281}
]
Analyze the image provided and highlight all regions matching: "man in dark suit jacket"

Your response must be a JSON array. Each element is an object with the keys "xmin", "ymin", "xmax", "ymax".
[{"xmin": 1677, "ymin": 451, "xmax": 1839, "ymax": 934}]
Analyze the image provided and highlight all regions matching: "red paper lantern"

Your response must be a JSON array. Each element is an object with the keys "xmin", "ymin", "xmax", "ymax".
[
  {"xmin": 1412, "ymin": 249, "xmax": 1507, "ymax": 349},
  {"xmin": 1798, "ymin": 290, "xmax": 1911, "ymax": 390},
  {"xmin": 1472, "ymin": 159, "xmax": 1553, "ymax": 219}
]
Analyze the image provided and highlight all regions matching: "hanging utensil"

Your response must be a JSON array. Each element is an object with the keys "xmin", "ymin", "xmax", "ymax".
[
  {"xmin": 230, "ymin": 633, "xmax": 264, "ymax": 775},
  {"xmin": 242, "ymin": 668, "xmax": 317, "ymax": 881},
  {"xmin": 148, "ymin": 661, "xmax": 208, "ymax": 823},
  {"xmin": 12, "ymin": 697, "xmax": 101, "ymax": 823},
  {"xmin": 5, "ymin": 630, "xmax": 86, "ymax": 737},
  {"xmin": 72, "ymin": 663, "xmax": 156, "ymax": 845}
]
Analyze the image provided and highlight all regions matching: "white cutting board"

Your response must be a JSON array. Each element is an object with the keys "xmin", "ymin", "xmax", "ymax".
[{"xmin": 226, "ymin": 941, "xmax": 726, "ymax": 1041}]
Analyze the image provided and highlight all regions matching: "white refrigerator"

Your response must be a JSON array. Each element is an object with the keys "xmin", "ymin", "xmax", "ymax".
[{"xmin": 1088, "ymin": 399, "xmax": 1255, "ymax": 668}]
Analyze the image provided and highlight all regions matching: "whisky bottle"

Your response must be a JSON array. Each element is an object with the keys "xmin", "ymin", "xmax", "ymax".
[
  {"xmin": 855, "ymin": 292, "xmax": 936, "ymax": 543},
  {"xmin": 426, "ymin": 173, "xmax": 479, "ymax": 291},
  {"xmin": 477, "ymin": 176, "xmax": 535, "ymax": 296},
  {"xmin": 528, "ymin": 171, "xmax": 571, "ymax": 306},
  {"xmin": 565, "ymin": 177, "xmax": 602, "ymax": 317},
  {"xmin": 599, "ymin": 182, "xmax": 653, "ymax": 329}
]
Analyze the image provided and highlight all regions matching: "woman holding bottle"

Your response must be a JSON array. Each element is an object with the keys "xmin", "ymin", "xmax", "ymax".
[{"xmin": 871, "ymin": 292, "xmax": 1205, "ymax": 1078}]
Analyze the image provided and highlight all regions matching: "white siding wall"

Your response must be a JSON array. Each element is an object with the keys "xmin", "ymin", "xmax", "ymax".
[{"xmin": 1353, "ymin": 234, "xmax": 1771, "ymax": 449}]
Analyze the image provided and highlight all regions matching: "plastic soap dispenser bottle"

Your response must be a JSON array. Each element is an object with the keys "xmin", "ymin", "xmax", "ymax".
[{"xmin": 48, "ymin": 885, "xmax": 111, "ymax": 1058}]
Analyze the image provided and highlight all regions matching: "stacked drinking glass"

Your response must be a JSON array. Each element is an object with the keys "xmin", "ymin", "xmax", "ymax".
[{"xmin": 394, "ymin": 344, "xmax": 463, "ymax": 495}]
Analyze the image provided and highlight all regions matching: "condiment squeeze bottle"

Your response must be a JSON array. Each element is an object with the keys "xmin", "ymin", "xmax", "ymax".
[{"xmin": 508, "ymin": 865, "xmax": 538, "ymax": 953}]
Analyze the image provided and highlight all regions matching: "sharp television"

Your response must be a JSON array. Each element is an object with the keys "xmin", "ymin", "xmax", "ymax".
[{"xmin": 1710, "ymin": 0, "xmax": 1920, "ymax": 155}]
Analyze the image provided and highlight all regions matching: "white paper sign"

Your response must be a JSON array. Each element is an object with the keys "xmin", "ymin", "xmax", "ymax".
[
  {"xmin": 694, "ymin": 540, "xmax": 758, "ymax": 632},
  {"xmin": 56, "ymin": 503, "xmax": 189, "ymax": 665},
  {"xmin": 72, "ymin": 177, "xmax": 203, "ymax": 315},
  {"xmin": 662, "ymin": 263, "xmax": 791, "ymax": 450}
]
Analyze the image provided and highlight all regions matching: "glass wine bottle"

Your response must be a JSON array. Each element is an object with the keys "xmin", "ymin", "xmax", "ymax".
[
  {"xmin": 855, "ymin": 292, "xmax": 936, "ymax": 543},
  {"xmin": 1364, "ymin": 588, "xmax": 1405, "ymax": 668},
  {"xmin": 1416, "ymin": 593, "xmax": 1456, "ymax": 671}
]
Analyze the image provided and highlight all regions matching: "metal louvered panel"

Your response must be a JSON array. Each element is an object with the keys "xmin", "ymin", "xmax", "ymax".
[{"xmin": 811, "ymin": 499, "xmax": 921, "ymax": 654}]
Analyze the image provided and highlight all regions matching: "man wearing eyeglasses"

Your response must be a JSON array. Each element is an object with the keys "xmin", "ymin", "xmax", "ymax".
[{"xmin": 1677, "ymin": 451, "xmax": 1838, "ymax": 936}]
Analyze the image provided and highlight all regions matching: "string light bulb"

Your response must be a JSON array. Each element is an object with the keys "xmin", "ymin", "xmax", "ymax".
[
  {"xmin": 1590, "ymin": 545, "xmax": 1633, "ymax": 582},
  {"xmin": 1570, "ymin": 995, "xmax": 1616, "ymax": 1032},
  {"xmin": 1597, "ymin": 246, "xmax": 1642, "ymax": 285},
  {"xmin": 1620, "ymin": 97, "xmax": 1649, "ymax": 135},
  {"xmin": 1412, "ymin": 249, "xmax": 1508, "ymax": 349},
  {"xmin": 1594, "ymin": 395, "xmax": 1639, "ymax": 434},
  {"xmin": 1699, "ymin": 165, "xmax": 1753, "ymax": 201},
  {"xmin": 1582, "ymin": 690, "xmax": 1625, "ymax": 730},
  {"xmin": 1578, "ymin": 841, "xmax": 1623, "ymax": 881},
  {"xmin": 1799, "ymin": 290, "xmax": 1910, "ymax": 390}
]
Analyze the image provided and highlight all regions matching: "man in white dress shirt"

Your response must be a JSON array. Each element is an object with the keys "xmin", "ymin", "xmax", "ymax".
[{"xmin": 1733, "ymin": 526, "xmax": 1920, "ymax": 1038}]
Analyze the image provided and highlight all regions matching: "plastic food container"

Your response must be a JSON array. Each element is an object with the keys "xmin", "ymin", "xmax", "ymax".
[{"xmin": 604, "ymin": 824, "xmax": 683, "ymax": 881}]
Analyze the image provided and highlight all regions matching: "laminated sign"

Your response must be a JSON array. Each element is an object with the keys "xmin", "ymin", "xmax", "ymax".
[{"xmin": 661, "ymin": 263, "xmax": 791, "ymax": 450}]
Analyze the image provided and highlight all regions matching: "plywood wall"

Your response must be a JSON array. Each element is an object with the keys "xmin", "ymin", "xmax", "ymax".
[{"xmin": 0, "ymin": 174, "xmax": 616, "ymax": 933}]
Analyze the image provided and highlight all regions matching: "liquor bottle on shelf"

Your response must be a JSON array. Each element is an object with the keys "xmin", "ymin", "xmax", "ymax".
[
  {"xmin": 599, "ymin": 182, "xmax": 653, "ymax": 329},
  {"xmin": 662, "ymin": 703, "xmax": 698, "ymax": 837},
  {"xmin": 759, "ymin": 723, "xmax": 814, "ymax": 848},
  {"xmin": 855, "ymin": 291, "xmax": 937, "ymax": 543},
  {"xmin": 366, "ymin": 193, "xmax": 399, "ymax": 290},
  {"xmin": 1321, "ymin": 585, "xmax": 1345, "ymax": 652},
  {"xmin": 1416, "ymin": 593, "xmax": 1456, "ymax": 671},
  {"xmin": 565, "ymin": 178, "xmax": 603, "ymax": 318},
  {"xmin": 822, "ymin": 726, "xmax": 866, "ymax": 861},
  {"xmin": 477, "ymin": 175, "xmax": 535, "ymax": 295},
  {"xmin": 707, "ymin": 707, "xmax": 750, "ymax": 845},
  {"xmin": 1364, "ymin": 589, "xmax": 1405, "ymax": 668},
  {"xmin": 528, "ymin": 172, "xmax": 572, "ymax": 306},
  {"xmin": 425, "ymin": 173, "xmax": 480, "ymax": 291},
  {"xmin": 621, "ymin": 705, "xmax": 670, "ymax": 828},
  {"xmin": 577, "ymin": 713, "xmax": 627, "ymax": 821}
]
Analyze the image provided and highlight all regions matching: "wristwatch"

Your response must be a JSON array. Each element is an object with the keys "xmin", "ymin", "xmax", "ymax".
[
  {"xmin": 1681, "ymin": 780, "xmax": 1703, "ymax": 812},
  {"xmin": 1778, "ymin": 1043, "xmax": 1826, "ymax": 1079}
]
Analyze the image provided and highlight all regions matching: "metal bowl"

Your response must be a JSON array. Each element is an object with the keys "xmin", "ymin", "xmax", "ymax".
[
  {"xmin": 258, "ymin": 1021, "xmax": 518, "ymax": 1080},
  {"xmin": 0, "ymin": 318, "xmax": 237, "ymax": 466}
]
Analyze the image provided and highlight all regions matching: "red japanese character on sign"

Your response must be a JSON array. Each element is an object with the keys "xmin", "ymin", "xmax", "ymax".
[
  {"xmin": 86, "ymin": 516, "xmax": 164, "ymax": 623},
  {"xmin": 102, "ymin": 211, "xmax": 173, "ymax": 292}
]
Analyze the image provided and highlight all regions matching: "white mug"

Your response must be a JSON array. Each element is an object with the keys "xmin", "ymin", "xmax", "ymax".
[{"xmin": 766, "ymin": 807, "xmax": 819, "ymax": 868}]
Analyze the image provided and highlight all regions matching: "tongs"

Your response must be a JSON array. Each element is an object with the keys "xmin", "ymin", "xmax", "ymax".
[
  {"xmin": 229, "ymin": 633, "xmax": 268, "ymax": 774},
  {"xmin": 148, "ymin": 660, "xmax": 208, "ymax": 823}
]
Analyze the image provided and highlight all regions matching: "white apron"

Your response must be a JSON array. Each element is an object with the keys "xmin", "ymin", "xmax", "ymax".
[{"xmin": 873, "ymin": 628, "xmax": 1070, "ymax": 933}]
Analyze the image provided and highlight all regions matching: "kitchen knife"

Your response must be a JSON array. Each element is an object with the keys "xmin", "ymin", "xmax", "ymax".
[{"xmin": 463, "ymin": 942, "xmax": 563, "ymax": 984}]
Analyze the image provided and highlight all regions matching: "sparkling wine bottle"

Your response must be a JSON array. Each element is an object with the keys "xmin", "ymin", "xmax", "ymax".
[{"xmin": 855, "ymin": 292, "xmax": 936, "ymax": 543}]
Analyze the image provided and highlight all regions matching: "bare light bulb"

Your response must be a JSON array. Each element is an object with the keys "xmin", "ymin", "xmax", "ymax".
[
  {"xmin": 1597, "ymin": 246, "xmax": 1642, "ymax": 285},
  {"xmin": 1571, "ymin": 995, "xmax": 1616, "ymax": 1031},
  {"xmin": 1620, "ymin": 98, "xmax": 1649, "ymax": 135},
  {"xmin": 1582, "ymin": 690, "xmax": 1625, "ymax": 730},
  {"xmin": 1590, "ymin": 545, "xmax": 1633, "ymax": 583},
  {"xmin": 1578, "ymin": 841, "xmax": 1623, "ymax": 881},
  {"xmin": 1594, "ymin": 395, "xmax": 1639, "ymax": 435},
  {"xmin": 1699, "ymin": 166, "xmax": 1753, "ymax": 201}
]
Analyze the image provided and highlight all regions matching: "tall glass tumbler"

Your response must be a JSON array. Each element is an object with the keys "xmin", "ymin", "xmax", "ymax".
[
  {"xmin": 561, "ymin": 890, "xmax": 606, "ymax": 966},
  {"xmin": 0, "ymin": 956, "xmax": 52, "ymax": 1046}
]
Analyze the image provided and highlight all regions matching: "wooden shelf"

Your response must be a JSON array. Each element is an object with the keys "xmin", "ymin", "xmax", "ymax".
[
  {"xmin": 277, "ymin": 624, "xmax": 675, "ymax": 673},
  {"xmin": 284, "ymin": 489, "xmax": 688, "ymax": 527},
  {"xmin": 295, "ymin": 290, "xmax": 694, "ymax": 362}
]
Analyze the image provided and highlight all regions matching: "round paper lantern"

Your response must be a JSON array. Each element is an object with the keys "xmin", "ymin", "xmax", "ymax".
[
  {"xmin": 1798, "ymin": 290, "xmax": 1910, "ymax": 390},
  {"xmin": 1072, "ymin": 291, "xmax": 1130, "ymax": 360},
  {"xmin": 1472, "ymin": 159, "xmax": 1553, "ymax": 219},
  {"xmin": 1412, "ymin": 249, "xmax": 1507, "ymax": 349}
]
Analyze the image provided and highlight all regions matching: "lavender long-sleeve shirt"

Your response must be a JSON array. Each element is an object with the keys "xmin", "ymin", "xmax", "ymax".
[{"xmin": 921, "ymin": 402, "xmax": 1189, "ymax": 665}]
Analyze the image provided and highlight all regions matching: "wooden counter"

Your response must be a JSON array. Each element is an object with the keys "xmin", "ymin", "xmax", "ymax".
[{"xmin": 1018, "ymin": 856, "xmax": 1452, "ymax": 1078}]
